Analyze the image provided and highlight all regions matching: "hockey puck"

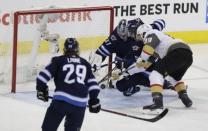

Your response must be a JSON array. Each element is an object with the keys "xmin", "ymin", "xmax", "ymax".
[{"xmin": 100, "ymin": 84, "xmax": 106, "ymax": 89}]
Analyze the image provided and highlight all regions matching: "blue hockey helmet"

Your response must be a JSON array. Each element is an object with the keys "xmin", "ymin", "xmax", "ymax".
[
  {"xmin": 151, "ymin": 19, "xmax": 166, "ymax": 31},
  {"xmin": 63, "ymin": 38, "xmax": 79, "ymax": 55}
]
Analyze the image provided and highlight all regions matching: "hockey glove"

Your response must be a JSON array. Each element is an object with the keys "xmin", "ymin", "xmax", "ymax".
[
  {"xmin": 111, "ymin": 68, "xmax": 122, "ymax": 80},
  {"xmin": 36, "ymin": 85, "xmax": 49, "ymax": 102},
  {"xmin": 136, "ymin": 57, "xmax": 152, "ymax": 69},
  {"xmin": 88, "ymin": 98, "xmax": 101, "ymax": 113}
]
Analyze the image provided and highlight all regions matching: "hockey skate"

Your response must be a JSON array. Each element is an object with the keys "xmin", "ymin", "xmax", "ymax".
[
  {"xmin": 142, "ymin": 93, "xmax": 164, "ymax": 114},
  {"xmin": 178, "ymin": 90, "xmax": 193, "ymax": 107},
  {"xmin": 123, "ymin": 85, "xmax": 141, "ymax": 96}
]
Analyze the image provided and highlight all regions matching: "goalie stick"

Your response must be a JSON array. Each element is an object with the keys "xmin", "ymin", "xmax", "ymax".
[
  {"xmin": 48, "ymin": 96, "xmax": 168, "ymax": 122},
  {"xmin": 92, "ymin": 61, "xmax": 116, "ymax": 72},
  {"xmin": 98, "ymin": 64, "xmax": 137, "ymax": 89},
  {"xmin": 98, "ymin": 64, "xmax": 136, "ymax": 85},
  {"xmin": 98, "ymin": 66, "xmax": 117, "ymax": 84}
]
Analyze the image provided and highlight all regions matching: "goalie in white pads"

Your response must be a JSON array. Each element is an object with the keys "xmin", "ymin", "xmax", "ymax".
[
  {"xmin": 135, "ymin": 24, "xmax": 193, "ymax": 111},
  {"xmin": 37, "ymin": 13, "xmax": 60, "ymax": 54}
]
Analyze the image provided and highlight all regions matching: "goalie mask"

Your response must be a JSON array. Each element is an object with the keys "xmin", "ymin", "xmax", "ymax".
[
  {"xmin": 127, "ymin": 18, "xmax": 144, "ymax": 40},
  {"xmin": 116, "ymin": 19, "xmax": 128, "ymax": 41},
  {"xmin": 63, "ymin": 38, "xmax": 80, "ymax": 56}
]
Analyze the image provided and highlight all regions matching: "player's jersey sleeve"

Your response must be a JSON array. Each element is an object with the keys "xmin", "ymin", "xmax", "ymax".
[
  {"xmin": 150, "ymin": 19, "xmax": 165, "ymax": 31},
  {"xmin": 36, "ymin": 57, "xmax": 58, "ymax": 87},
  {"xmin": 85, "ymin": 62, "xmax": 100, "ymax": 99},
  {"xmin": 145, "ymin": 33, "xmax": 160, "ymax": 49},
  {"xmin": 95, "ymin": 29, "xmax": 124, "ymax": 60}
]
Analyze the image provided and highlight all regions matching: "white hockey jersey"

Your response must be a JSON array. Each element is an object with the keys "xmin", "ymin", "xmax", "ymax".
[{"xmin": 143, "ymin": 29, "xmax": 184, "ymax": 59}]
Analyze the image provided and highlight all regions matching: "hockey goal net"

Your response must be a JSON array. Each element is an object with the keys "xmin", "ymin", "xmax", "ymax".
[{"xmin": 0, "ymin": 6, "xmax": 114, "ymax": 93}]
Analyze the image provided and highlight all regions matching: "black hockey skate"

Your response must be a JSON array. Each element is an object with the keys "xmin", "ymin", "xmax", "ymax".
[
  {"xmin": 178, "ymin": 90, "xmax": 193, "ymax": 107},
  {"xmin": 143, "ymin": 93, "xmax": 164, "ymax": 114},
  {"xmin": 123, "ymin": 85, "xmax": 141, "ymax": 96}
]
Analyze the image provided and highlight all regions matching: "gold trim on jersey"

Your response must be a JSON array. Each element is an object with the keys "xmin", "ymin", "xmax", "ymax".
[
  {"xmin": 143, "ymin": 44, "xmax": 154, "ymax": 55},
  {"xmin": 150, "ymin": 84, "xmax": 163, "ymax": 93},
  {"xmin": 175, "ymin": 82, "xmax": 186, "ymax": 92}
]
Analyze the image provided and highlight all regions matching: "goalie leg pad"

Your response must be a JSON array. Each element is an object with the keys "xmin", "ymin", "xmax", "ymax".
[
  {"xmin": 116, "ymin": 72, "xmax": 150, "ymax": 92},
  {"xmin": 123, "ymin": 85, "xmax": 141, "ymax": 96},
  {"xmin": 116, "ymin": 79, "xmax": 129, "ymax": 92}
]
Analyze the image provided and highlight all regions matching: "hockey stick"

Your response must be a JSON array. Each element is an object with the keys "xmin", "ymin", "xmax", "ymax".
[
  {"xmin": 98, "ymin": 66, "xmax": 117, "ymax": 84},
  {"xmin": 99, "ymin": 108, "xmax": 168, "ymax": 122},
  {"xmin": 118, "ymin": 64, "xmax": 136, "ymax": 76},
  {"xmin": 92, "ymin": 61, "xmax": 116, "ymax": 72},
  {"xmin": 98, "ymin": 65, "xmax": 136, "ymax": 89},
  {"xmin": 48, "ymin": 96, "xmax": 168, "ymax": 122}
]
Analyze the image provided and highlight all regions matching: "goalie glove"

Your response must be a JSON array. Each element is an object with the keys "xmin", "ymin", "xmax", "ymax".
[
  {"xmin": 136, "ymin": 57, "xmax": 152, "ymax": 69},
  {"xmin": 42, "ymin": 33, "xmax": 60, "ymax": 54},
  {"xmin": 136, "ymin": 53, "xmax": 159, "ymax": 69},
  {"xmin": 136, "ymin": 44, "xmax": 155, "ymax": 69}
]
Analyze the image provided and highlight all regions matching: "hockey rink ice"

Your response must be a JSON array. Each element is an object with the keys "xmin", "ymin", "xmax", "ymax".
[{"xmin": 0, "ymin": 44, "xmax": 208, "ymax": 131}]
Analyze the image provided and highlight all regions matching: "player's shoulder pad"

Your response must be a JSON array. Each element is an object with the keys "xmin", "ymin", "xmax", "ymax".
[
  {"xmin": 110, "ymin": 34, "xmax": 117, "ymax": 41},
  {"xmin": 50, "ymin": 56, "xmax": 59, "ymax": 62},
  {"xmin": 79, "ymin": 57, "xmax": 92, "ymax": 67},
  {"xmin": 50, "ymin": 55, "xmax": 66, "ymax": 65},
  {"xmin": 108, "ymin": 29, "xmax": 119, "ymax": 41},
  {"xmin": 144, "ymin": 30, "xmax": 161, "ymax": 45},
  {"xmin": 144, "ymin": 29, "xmax": 158, "ymax": 38}
]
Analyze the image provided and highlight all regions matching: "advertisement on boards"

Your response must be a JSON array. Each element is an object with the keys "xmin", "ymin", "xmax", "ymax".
[{"xmin": 206, "ymin": 0, "xmax": 208, "ymax": 23}]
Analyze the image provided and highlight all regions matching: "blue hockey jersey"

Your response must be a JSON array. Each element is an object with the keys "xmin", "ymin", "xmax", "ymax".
[
  {"xmin": 36, "ymin": 55, "xmax": 100, "ymax": 107},
  {"xmin": 96, "ymin": 28, "xmax": 144, "ymax": 68}
]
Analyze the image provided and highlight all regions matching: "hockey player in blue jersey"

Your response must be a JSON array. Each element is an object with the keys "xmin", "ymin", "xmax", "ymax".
[
  {"xmin": 89, "ymin": 18, "xmax": 168, "ymax": 96},
  {"xmin": 36, "ymin": 38, "xmax": 101, "ymax": 131}
]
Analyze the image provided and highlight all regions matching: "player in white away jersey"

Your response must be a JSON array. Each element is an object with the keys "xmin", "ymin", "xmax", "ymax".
[{"xmin": 135, "ymin": 24, "xmax": 193, "ymax": 111}]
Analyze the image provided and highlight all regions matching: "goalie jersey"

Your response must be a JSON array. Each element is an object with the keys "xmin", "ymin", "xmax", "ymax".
[
  {"xmin": 36, "ymin": 55, "xmax": 100, "ymax": 107},
  {"xmin": 96, "ymin": 29, "xmax": 144, "ymax": 68}
]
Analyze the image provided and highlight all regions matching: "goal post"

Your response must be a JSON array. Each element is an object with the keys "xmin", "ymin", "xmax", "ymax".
[{"xmin": 1, "ymin": 6, "xmax": 114, "ymax": 93}]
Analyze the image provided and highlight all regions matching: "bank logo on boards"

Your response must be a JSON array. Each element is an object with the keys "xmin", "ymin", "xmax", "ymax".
[
  {"xmin": 0, "ymin": 11, "xmax": 92, "ymax": 26},
  {"xmin": 206, "ymin": 0, "xmax": 208, "ymax": 23}
]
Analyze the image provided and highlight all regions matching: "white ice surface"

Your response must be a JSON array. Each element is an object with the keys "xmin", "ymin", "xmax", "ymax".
[{"xmin": 0, "ymin": 44, "xmax": 208, "ymax": 131}]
